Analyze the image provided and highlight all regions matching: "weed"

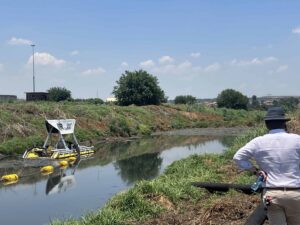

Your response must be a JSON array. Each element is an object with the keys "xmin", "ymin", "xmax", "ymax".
[{"xmin": 109, "ymin": 117, "xmax": 131, "ymax": 137}]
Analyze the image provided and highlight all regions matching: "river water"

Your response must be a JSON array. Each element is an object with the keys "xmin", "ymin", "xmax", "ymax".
[{"xmin": 0, "ymin": 133, "xmax": 236, "ymax": 225}]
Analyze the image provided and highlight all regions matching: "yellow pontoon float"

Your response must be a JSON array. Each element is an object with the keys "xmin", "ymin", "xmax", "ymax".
[{"xmin": 23, "ymin": 119, "xmax": 94, "ymax": 159}]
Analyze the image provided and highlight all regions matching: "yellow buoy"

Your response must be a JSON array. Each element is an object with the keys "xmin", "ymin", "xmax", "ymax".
[
  {"xmin": 59, "ymin": 160, "xmax": 68, "ymax": 167},
  {"xmin": 27, "ymin": 152, "xmax": 39, "ymax": 159},
  {"xmin": 1, "ymin": 174, "xmax": 19, "ymax": 183},
  {"xmin": 40, "ymin": 166, "xmax": 54, "ymax": 174},
  {"xmin": 67, "ymin": 157, "xmax": 77, "ymax": 162}
]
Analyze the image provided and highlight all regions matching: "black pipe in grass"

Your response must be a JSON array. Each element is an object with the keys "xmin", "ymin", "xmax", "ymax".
[{"xmin": 192, "ymin": 182, "xmax": 262, "ymax": 195}]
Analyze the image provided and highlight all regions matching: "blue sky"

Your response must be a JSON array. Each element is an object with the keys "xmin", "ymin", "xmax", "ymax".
[{"xmin": 1, "ymin": 0, "xmax": 300, "ymax": 99}]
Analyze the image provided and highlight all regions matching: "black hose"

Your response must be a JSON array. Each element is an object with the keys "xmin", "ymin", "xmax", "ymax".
[{"xmin": 192, "ymin": 182, "xmax": 262, "ymax": 195}]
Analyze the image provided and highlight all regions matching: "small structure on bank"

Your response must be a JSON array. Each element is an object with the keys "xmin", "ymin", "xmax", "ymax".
[
  {"xmin": 0, "ymin": 95, "xmax": 17, "ymax": 101},
  {"xmin": 106, "ymin": 96, "xmax": 117, "ymax": 104},
  {"xmin": 26, "ymin": 92, "xmax": 49, "ymax": 101}
]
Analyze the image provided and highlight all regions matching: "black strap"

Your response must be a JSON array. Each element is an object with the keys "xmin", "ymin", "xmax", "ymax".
[{"xmin": 266, "ymin": 187, "xmax": 300, "ymax": 191}]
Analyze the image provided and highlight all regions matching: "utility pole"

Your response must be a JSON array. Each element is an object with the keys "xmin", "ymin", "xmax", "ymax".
[{"xmin": 31, "ymin": 44, "xmax": 36, "ymax": 92}]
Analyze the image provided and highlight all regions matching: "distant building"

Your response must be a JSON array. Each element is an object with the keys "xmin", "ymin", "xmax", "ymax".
[
  {"xmin": 26, "ymin": 92, "xmax": 49, "ymax": 101},
  {"xmin": 0, "ymin": 95, "xmax": 17, "ymax": 101},
  {"xmin": 262, "ymin": 100, "xmax": 274, "ymax": 106},
  {"xmin": 106, "ymin": 96, "xmax": 117, "ymax": 103},
  {"xmin": 259, "ymin": 96, "xmax": 300, "ymax": 106},
  {"xmin": 204, "ymin": 101, "xmax": 218, "ymax": 108}
]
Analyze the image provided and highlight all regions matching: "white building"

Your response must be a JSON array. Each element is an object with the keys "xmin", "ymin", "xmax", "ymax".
[{"xmin": 106, "ymin": 96, "xmax": 117, "ymax": 103}]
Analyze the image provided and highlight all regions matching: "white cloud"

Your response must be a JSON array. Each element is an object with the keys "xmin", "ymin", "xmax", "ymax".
[
  {"xmin": 158, "ymin": 56, "xmax": 174, "ymax": 64},
  {"xmin": 230, "ymin": 56, "xmax": 278, "ymax": 66},
  {"xmin": 292, "ymin": 27, "xmax": 300, "ymax": 34},
  {"xmin": 276, "ymin": 65, "xmax": 289, "ymax": 73},
  {"xmin": 27, "ymin": 52, "xmax": 66, "ymax": 66},
  {"xmin": 264, "ymin": 56, "xmax": 278, "ymax": 63},
  {"xmin": 121, "ymin": 62, "xmax": 129, "ymax": 67},
  {"xmin": 140, "ymin": 59, "xmax": 155, "ymax": 68},
  {"xmin": 204, "ymin": 63, "xmax": 221, "ymax": 72},
  {"xmin": 178, "ymin": 61, "xmax": 192, "ymax": 69},
  {"xmin": 151, "ymin": 60, "xmax": 194, "ymax": 76},
  {"xmin": 82, "ymin": 67, "xmax": 106, "ymax": 76},
  {"xmin": 70, "ymin": 50, "xmax": 79, "ymax": 56},
  {"xmin": 150, "ymin": 60, "xmax": 221, "ymax": 76},
  {"xmin": 190, "ymin": 52, "xmax": 201, "ymax": 58},
  {"xmin": 8, "ymin": 37, "xmax": 33, "ymax": 46}
]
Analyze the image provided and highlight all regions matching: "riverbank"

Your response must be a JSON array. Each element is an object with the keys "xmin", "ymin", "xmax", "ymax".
[
  {"xmin": 52, "ymin": 126, "xmax": 267, "ymax": 225},
  {"xmin": 52, "ymin": 112, "xmax": 300, "ymax": 225},
  {"xmin": 152, "ymin": 127, "xmax": 248, "ymax": 136},
  {"xmin": 0, "ymin": 101, "xmax": 263, "ymax": 155}
]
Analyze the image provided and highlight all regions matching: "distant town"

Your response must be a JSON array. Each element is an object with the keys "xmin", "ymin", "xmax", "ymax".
[
  {"xmin": 1, "ymin": 93, "xmax": 300, "ymax": 108},
  {"xmin": 197, "ymin": 95, "xmax": 300, "ymax": 108}
]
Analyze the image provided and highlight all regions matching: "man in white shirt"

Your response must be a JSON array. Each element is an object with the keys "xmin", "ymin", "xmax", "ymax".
[{"xmin": 233, "ymin": 107, "xmax": 300, "ymax": 225}]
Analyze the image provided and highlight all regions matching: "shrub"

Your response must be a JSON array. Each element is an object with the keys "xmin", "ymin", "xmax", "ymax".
[
  {"xmin": 48, "ymin": 87, "xmax": 72, "ymax": 102},
  {"xmin": 217, "ymin": 89, "xmax": 249, "ymax": 110},
  {"xmin": 174, "ymin": 95, "xmax": 197, "ymax": 104},
  {"xmin": 113, "ymin": 70, "xmax": 166, "ymax": 106},
  {"xmin": 109, "ymin": 117, "xmax": 131, "ymax": 136}
]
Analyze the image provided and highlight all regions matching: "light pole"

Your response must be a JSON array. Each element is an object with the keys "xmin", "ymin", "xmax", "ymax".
[{"xmin": 31, "ymin": 44, "xmax": 36, "ymax": 92}]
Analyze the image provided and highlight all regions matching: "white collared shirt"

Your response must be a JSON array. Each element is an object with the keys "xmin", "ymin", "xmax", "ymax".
[{"xmin": 233, "ymin": 129, "xmax": 300, "ymax": 187}]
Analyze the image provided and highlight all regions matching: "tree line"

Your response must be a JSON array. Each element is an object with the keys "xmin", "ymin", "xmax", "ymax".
[{"xmin": 46, "ymin": 70, "xmax": 299, "ymax": 111}]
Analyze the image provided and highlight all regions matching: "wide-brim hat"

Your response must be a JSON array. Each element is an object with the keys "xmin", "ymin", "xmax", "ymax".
[{"xmin": 264, "ymin": 107, "xmax": 290, "ymax": 121}]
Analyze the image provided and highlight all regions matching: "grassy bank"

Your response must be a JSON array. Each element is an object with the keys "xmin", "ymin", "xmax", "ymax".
[
  {"xmin": 0, "ymin": 101, "xmax": 264, "ymax": 155},
  {"xmin": 51, "ymin": 126, "xmax": 267, "ymax": 225}
]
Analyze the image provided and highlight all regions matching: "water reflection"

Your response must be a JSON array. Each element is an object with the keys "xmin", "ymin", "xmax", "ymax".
[
  {"xmin": 219, "ymin": 136, "xmax": 236, "ymax": 148},
  {"xmin": 114, "ymin": 153, "xmax": 162, "ymax": 185},
  {"xmin": 46, "ymin": 157, "xmax": 80, "ymax": 195},
  {"xmin": 0, "ymin": 134, "xmax": 235, "ymax": 225},
  {"xmin": 46, "ymin": 172, "xmax": 76, "ymax": 195},
  {"xmin": 92, "ymin": 135, "xmax": 218, "ymax": 164}
]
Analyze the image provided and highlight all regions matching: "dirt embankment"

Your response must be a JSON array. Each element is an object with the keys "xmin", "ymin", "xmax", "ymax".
[
  {"xmin": 152, "ymin": 127, "xmax": 249, "ymax": 137},
  {"xmin": 133, "ymin": 194, "xmax": 262, "ymax": 225}
]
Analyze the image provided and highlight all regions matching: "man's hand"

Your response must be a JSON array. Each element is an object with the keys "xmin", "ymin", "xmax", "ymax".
[
  {"xmin": 249, "ymin": 167, "xmax": 267, "ymax": 181},
  {"xmin": 258, "ymin": 170, "xmax": 267, "ymax": 182}
]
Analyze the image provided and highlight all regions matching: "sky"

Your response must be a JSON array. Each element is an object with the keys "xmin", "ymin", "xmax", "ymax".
[{"xmin": 0, "ymin": 0, "xmax": 300, "ymax": 100}]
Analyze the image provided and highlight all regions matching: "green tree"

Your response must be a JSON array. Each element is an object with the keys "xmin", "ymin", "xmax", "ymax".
[
  {"xmin": 113, "ymin": 70, "xmax": 166, "ymax": 106},
  {"xmin": 48, "ymin": 87, "xmax": 72, "ymax": 102},
  {"xmin": 279, "ymin": 97, "xmax": 299, "ymax": 111},
  {"xmin": 174, "ymin": 95, "xmax": 197, "ymax": 104},
  {"xmin": 114, "ymin": 153, "xmax": 162, "ymax": 185},
  {"xmin": 217, "ymin": 89, "xmax": 249, "ymax": 110}
]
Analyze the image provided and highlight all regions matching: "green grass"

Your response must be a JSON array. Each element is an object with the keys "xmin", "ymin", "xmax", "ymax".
[
  {"xmin": 0, "ymin": 102, "xmax": 264, "ymax": 155},
  {"xmin": 0, "ymin": 135, "xmax": 43, "ymax": 155},
  {"xmin": 52, "ymin": 126, "xmax": 266, "ymax": 225}
]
